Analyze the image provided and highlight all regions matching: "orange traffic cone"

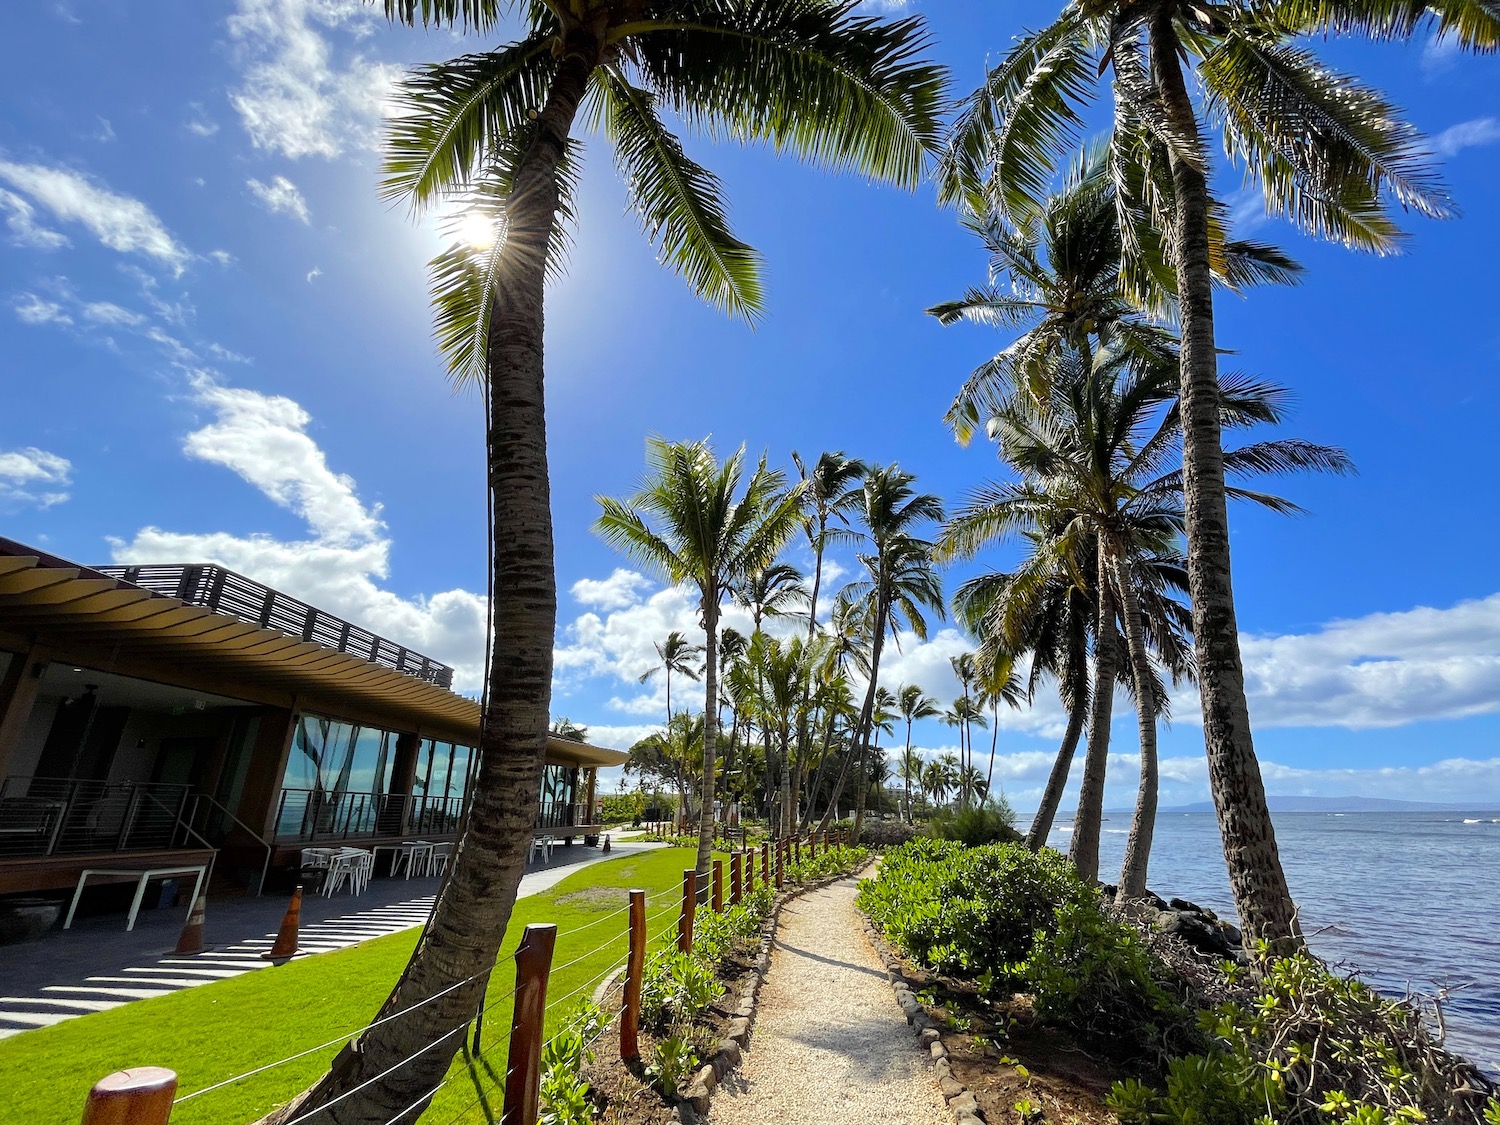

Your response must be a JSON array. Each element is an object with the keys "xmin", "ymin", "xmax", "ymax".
[
  {"xmin": 261, "ymin": 887, "xmax": 302, "ymax": 960},
  {"xmin": 174, "ymin": 893, "xmax": 206, "ymax": 955}
]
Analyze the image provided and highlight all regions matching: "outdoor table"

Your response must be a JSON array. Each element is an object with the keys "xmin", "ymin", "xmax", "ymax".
[
  {"xmin": 63, "ymin": 864, "xmax": 208, "ymax": 932},
  {"xmin": 372, "ymin": 840, "xmax": 433, "ymax": 878}
]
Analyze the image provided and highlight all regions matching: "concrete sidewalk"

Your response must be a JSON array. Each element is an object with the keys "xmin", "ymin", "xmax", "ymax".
[{"xmin": 0, "ymin": 839, "xmax": 659, "ymax": 1039}]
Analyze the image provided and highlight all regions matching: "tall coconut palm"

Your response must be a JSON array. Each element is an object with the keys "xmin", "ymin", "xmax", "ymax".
[
  {"xmin": 746, "ymin": 631, "xmax": 810, "ymax": 834},
  {"xmin": 597, "ymin": 438, "xmax": 804, "ymax": 887},
  {"xmin": 922, "ymin": 753, "xmax": 958, "ymax": 808},
  {"xmin": 280, "ymin": 4, "xmax": 943, "ymax": 1117},
  {"xmin": 896, "ymin": 684, "xmax": 940, "ymax": 823},
  {"xmin": 938, "ymin": 0, "xmax": 1467, "ymax": 953},
  {"xmin": 734, "ymin": 561, "xmax": 811, "ymax": 631},
  {"xmin": 791, "ymin": 451, "xmax": 868, "ymax": 635},
  {"xmin": 826, "ymin": 468, "xmax": 944, "ymax": 839},
  {"xmin": 641, "ymin": 629, "xmax": 705, "ymax": 732},
  {"xmin": 976, "ymin": 654, "xmax": 1024, "ymax": 800},
  {"xmin": 942, "ymin": 695, "xmax": 988, "ymax": 808},
  {"xmin": 943, "ymin": 345, "xmax": 1350, "ymax": 887}
]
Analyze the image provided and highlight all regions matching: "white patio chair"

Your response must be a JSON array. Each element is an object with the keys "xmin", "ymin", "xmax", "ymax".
[
  {"xmin": 427, "ymin": 842, "xmax": 453, "ymax": 877},
  {"xmin": 322, "ymin": 851, "xmax": 358, "ymax": 896}
]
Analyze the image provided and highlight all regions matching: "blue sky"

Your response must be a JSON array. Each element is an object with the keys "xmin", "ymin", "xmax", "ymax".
[{"xmin": 2, "ymin": 1, "xmax": 1498, "ymax": 811}]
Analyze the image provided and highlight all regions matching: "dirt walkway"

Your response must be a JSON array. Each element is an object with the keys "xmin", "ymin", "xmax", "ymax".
[{"xmin": 708, "ymin": 877, "xmax": 949, "ymax": 1125}]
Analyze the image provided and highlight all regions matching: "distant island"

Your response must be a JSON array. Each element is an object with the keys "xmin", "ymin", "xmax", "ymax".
[{"xmin": 1154, "ymin": 795, "xmax": 1500, "ymax": 814}]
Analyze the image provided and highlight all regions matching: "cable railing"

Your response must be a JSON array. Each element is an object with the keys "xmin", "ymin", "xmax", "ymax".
[
  {"xmin": 0, "ymin": 776, "xmax": 195, "ymax": 859},
  {"xmin": 273, "ymin": 789, "xmax": 467, "ymax": 843}
]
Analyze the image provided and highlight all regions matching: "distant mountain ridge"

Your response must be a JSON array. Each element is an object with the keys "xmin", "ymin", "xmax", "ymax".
[{"xmin": 1155, "ymin": 795, "xmax": 1500, "ymax": 813}]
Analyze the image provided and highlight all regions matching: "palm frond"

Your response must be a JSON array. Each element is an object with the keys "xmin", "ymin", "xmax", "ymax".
[
  {"xmin": 600, "ymin": 68, "xmax": 763, "ymax": 320},
  {"xmin": 1263, "ymin": 0, "xmax": 1500, "ymax": 50}
]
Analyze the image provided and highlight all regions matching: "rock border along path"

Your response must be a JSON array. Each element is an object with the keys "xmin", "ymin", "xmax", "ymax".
[{"xmin": 705, "ymin": 874, "xmax": 953, "ymax": 1125}]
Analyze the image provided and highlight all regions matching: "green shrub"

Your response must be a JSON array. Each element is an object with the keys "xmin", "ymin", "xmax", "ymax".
[
  {"xmin": 599, "ymin": 793, "xmax": 645, "ymax": 824},
  {"xmin": 1022, "ymin": 901, "xmax": 1200, "ymax": 1060},
  {"xmin": 926, "ymin": 798, "xmax": 1021, "ymax": 848},
  {"xmin": 848, "ymin": 818, "xmax": 923, "ymax": 848},
  {"xmin": 858, "ymin": 839, "xmax": 1096, "ymax": 983}
]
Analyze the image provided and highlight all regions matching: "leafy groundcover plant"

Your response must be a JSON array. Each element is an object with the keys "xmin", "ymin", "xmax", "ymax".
[{"xmin": 859, "ymin": 841, "xmax": 1500, "ymax": 1123}]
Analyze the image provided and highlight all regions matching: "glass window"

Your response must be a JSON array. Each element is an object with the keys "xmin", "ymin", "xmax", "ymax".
[
  {"xmin": 346, "ymin": 727, "xmax": 390, "ymax": 794},
  {"xmin": 448, "ymin": 743, "xmax": 473, "ymax": 802}
]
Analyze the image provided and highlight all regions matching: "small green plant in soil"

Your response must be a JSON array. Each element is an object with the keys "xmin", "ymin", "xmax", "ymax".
[{"xmin": 539, "ymin": 1000, "xmax": 607, "ymax": 1125}]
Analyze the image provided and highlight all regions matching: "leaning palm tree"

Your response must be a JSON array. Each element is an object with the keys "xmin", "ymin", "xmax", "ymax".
[
  {"xmin": 939, "ymin": 0, "xmax": 1469, "ymax": 954},
  {"xmin": 896, "ymin": 684, "xmax": 940, "ymax": 823},
  {"xmin": 596, "ymin": 438, "xmax": 804, "ymax": 887},
  {"xmin": 825, "ymin": 468, "xmax": 944, "ymax": 839},
  {"xmin": 275, "ymin": 4, "xmax": 944, "ymax": 1118},
  {"xmin": 943, "ymin": 345, "xmax": 1350, "ymax": 888},
  {"xmin": 641, "ymin": 629, "xmax": 705, "ymax": 731}
]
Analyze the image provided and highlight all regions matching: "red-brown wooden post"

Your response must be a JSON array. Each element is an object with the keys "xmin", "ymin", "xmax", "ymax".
[
  {"xmin": 730, "ymin": 851, "xmax": 742, "ymax": 905},
  {"xmin": 795, "ymin": 836, "xmax": 802, "ymax": 864},
  {"xmin": 774, "ymin": 844, "xmax": 784, "ymax": 890},
  {"xmin": 712, "ymin": 859, "xmax": 724, "ymax": 912},
  {"xmin": 621, "ymin": 890, "xmax": 646, "ymax": 1061},
  {"xmin": 501, "ymin": 923, "xmax": 557, "ymax": 1125},
  {"xmin": 677, "ymin": 868, "xmax": 697, "ymax": 954},
  {"xmin": 81, "ymin": 1067, "xmax": 176, "ymax": 1125},
  {"xmin": 744, "ymin": 847, "xmax": 754, "ymax": 894},
  {"xmin": 809, "ymin": 831, "xmax": 817, "ymax": 860},
  {"xmin": 760, "ymin": 842, "xmax": 768, "ymax": 883}
]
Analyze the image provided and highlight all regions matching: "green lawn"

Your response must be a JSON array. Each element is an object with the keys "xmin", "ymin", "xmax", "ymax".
[{"xmin": 0, "ymin": 847, "xmax": 711, "ymax": 1125}]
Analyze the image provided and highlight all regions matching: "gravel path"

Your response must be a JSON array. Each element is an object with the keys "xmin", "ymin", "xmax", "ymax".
[{"xmin": 708, "ymin": 877, "xmax": 949, "ymax": 1125}]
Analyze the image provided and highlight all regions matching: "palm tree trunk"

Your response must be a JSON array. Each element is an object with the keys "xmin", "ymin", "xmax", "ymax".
[
  {"xmin": 825, "ymin": 592, "xmax": 889, "ymax": 839},
  {"xmin": 1070, "ymin": 541, "xmax": 1118, "ymax": 883},
  {"xmin": 1111, "ymin": 554, "xmax": 1159, "ymax": 901},
  {"xmin": 1148, "ymin": 14, "xmax": 1302, "ymax": 955},
  {"xmin": 800, "ymin": 706, "xmax": 838, "ymax": 831},
  {"xmin": 268, "ymin": 50, "xmax": 593, "ymax": 1125},
  {"xmin": 696, "ymin": 594, "xmax": 719, "ymax": 890},
  {"xmin": 1024, "ymin": 697, "xmax": 1085, "ymax": 851},
  {"xmin": 984, "ymin": 702, "xmax": 999, "ymax": 800},
  {"xmin": 779, "ymin": 729, "xmax": 794, "ymax": 836}
]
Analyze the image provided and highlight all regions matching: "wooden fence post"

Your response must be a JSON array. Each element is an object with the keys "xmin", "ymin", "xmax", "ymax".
[
  {"xmin": 760, "ymin": 843, "xmax": 768, "ymax": 884},
  {"xmin": 677, "ymin": 869, "xmax": 697, "ymax": 954},
  {"xmin": 501, "ymin": 923, "xmax": 557, "ymax": 1125},
  {"xmin": 730, "ymin": 851, "xmax": 742, "ymax": 905},
  {"xmin": 774, "ymin": 843, "xmax": 784, "ymax": 890},
  {"xmin": 744, "ymin": 847, "xmax": 755, "ymax": 894},
  {"xmin": 809, "ymin": 831, "xmax": 817, "ymax": 860},
  {"xmin": 621, "ymin": 890, "xmax": 645, "ymax": 1061},
  {"xmin": 712, "ymin": 859, "xmax": 723, "ymax": 913},
  {"xmin": 795, "ymin": 836, "xmax": 802, "ymax": 865},
  {"xmin": 81, "ymin": 1068, "xmax": 176, "ymax": 1125}
]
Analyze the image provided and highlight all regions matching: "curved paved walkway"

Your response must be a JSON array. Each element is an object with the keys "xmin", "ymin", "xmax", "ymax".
[{"xmin": 709, "ymin": 877, "xmax": 948, "ymax": 1125}]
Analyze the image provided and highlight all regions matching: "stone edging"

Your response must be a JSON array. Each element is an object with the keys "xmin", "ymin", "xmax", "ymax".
[
  {"xmin": 678, "ymin": 858, "xmax": 877, "ymax": 1120},
  {"xmin": 859, "ymin": 910, "xmax": 987, "ymax": 1125}
]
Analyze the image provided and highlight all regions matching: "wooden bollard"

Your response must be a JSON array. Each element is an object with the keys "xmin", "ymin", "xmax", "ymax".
[
  {"xmin": 730, "ymin": 851, "xmax": 742, "ymax": 906},
  {"xmin": 712, "ymin": 859, "xmax": 723, "ymax": 913},
  {"xmin": 621, "ymin": 890, "xmax": 645, "ymax": 1061},
  {"xmin": 677, "ymin": 869, "xmax": 697, "ymax": 954},
  {"xmin": 760, "ymin": 843, "xmax": 769, "ymax": 884},
  {"xmin": 81, "ymin": 1067, "xmax": 176, "ymax": 1125},
  {"xmin": 744, "ymin": 848, "xmax": 754, "ymax": 894},
  {"xmin": 501, "ymin": 923, "xmax": 557, "ymax": 1125}
]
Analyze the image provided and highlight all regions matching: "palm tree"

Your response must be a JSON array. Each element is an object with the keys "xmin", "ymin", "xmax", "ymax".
[
  {"xmin": 596, "ymin": 437, "xmax": 803, "ymax": 887},
  {"xmin": 942, "ymin": 695, "xmax": 988, "ymax": 808},
  {"xmin": 791, "ymin": 451, "xmax": 868, "ymax": 634},
  {"xmin": 938, "ymin": 0, "xmax": 1463, "ymax": 954},
  {"xmin": 976, "ymin": 654, "xmax": 1024, "ymax": 801},
  {"xmin": 280, "ymin": 4, "xmax": 943, "ymax": 1117},
  {"xmin": 922, "ymin": 754, "xmax": 958, "ymax": 809},
  {"xmin": 896, "ymin": 684, "xmax": 940, "ymax": 823},
  {"xmin": 734, "ymin": 561, "xmax": 810, "ymax": 631},
  {"xmin": 640, "ymin": 629, "xmax": 705, "ymax": 732},
  {"xmin": 949, "ymin": 651, "xmax": 977, "ymax": 789},
  {"xmin": 826, "ymin": 467, "xmax": 944, "ymax": 840},
  {"xmin": 943, "ymin": 345, "xmax": 1350, "ymax": 888},
  {"xmin": 746, "ymin": 631, "xmax": 810, "ymax": 835},
  {"xmin": 627, "ymin": 711, "xmax": 706, "ymax": 817}
]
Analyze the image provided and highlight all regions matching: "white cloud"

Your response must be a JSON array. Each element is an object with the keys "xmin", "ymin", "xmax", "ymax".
[
  {"xmin": 93, "ymin": 117, "xmax": 116, "ymax": 143},
  {"xmin": 306, "ymin": 266, "xmax": 322, "ymax": 283},
  {"xmin": 208, "ymin": 249, "xmax": 234, "ymax": 266},
  {"xmin": 1430, "ymin": 117, "xmax": 1500, "ymax": 158},
  {"xmin": 246, "ymin": 174, "xmax": 310, "ymax": 223},
  {"xmin": 112, "ymin": 376, "xmax": 490, "ymax": 691},
  {"xmin": 226, "ymin": 0, "xmax": 399, "ymax": 160},
  {"xmin": 1422, "ymin": 34, "xmax": 1462, "ymax": 76},
  {"xmin": 0, "ymin": 160, "xmax": 190, "ymax": 272},
  {"xmin": 572, "ymin": 569, "xmax": 652, "ymax": 612},
  {"xmin": 185, "ymin": 103, "xmax": 220, "ymax": 137},
  {"xmin": 0, "ymin": 447, "xmax": 72, "ymax": 508},
  {"xmin": 13, "ymin": 292, "xmax": 72, "ymax": 325},
  {"xmin": 81, "ymin": 300, "xmax": 144, "ymax": 326},
  {"xmin": 0, "ymin": 188, "xmax": 70, "ymax": 250}
]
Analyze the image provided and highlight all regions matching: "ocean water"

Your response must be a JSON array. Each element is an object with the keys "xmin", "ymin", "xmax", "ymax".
[{"xmin": 1053, "ymin": 811, "xmax": 1500, "ymax": 1072}]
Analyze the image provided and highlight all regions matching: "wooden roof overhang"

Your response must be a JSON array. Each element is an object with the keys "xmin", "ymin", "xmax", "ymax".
[{"xmin": 0, "ymin": 540, "xmax": 625, "ymax": 768}]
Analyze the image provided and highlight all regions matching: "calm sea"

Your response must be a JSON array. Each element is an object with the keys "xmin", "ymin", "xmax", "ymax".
[{"xmin": 1052, "ymin": 811, "xmax": 1500, "ymax": 1072}]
